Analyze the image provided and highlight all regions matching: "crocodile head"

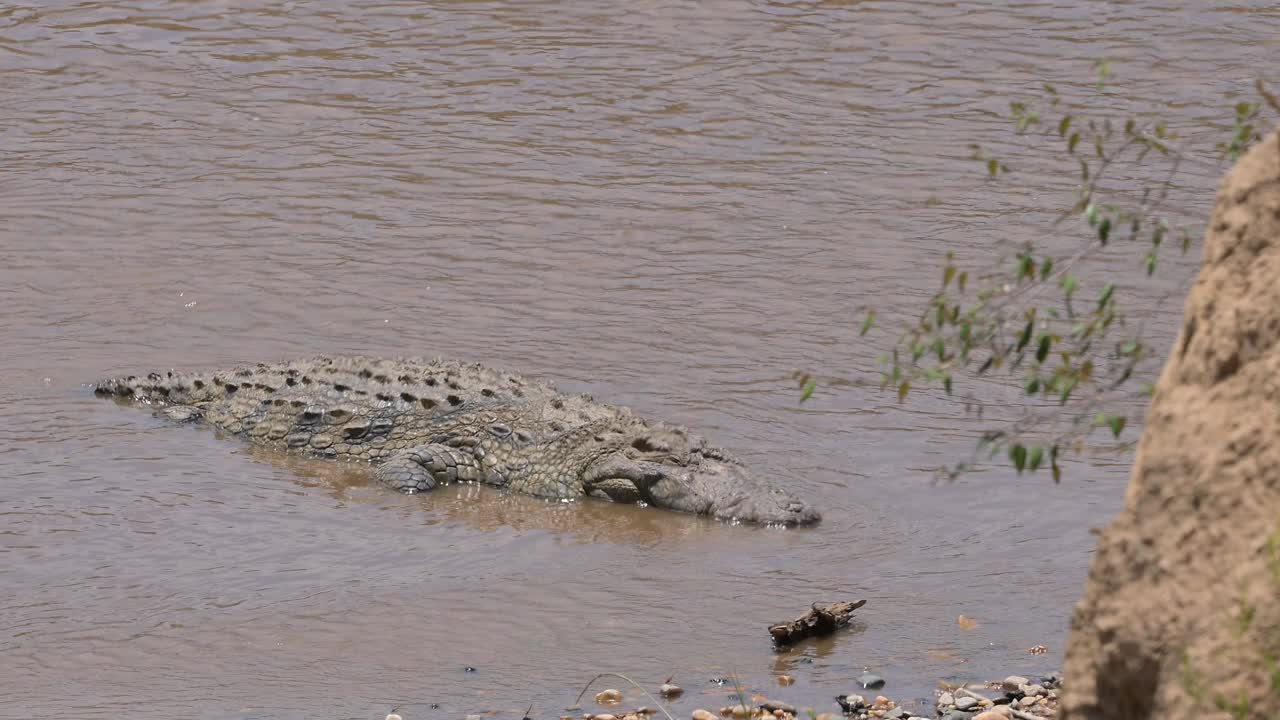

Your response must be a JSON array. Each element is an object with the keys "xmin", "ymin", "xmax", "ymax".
[{"xmin": 581, "ymin": 423, "xmax": 820, "ymax": 527}]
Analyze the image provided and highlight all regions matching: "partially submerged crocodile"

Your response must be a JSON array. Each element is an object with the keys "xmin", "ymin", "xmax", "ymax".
[{"xmin": 95, "ymin": 356, "xmax": 819, "ymax": 526}]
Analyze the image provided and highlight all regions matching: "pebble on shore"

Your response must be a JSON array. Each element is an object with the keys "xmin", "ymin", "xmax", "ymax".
[
  {"xmin": 457, "ymin": 669, "xmax": 1061, "ymax": 720},
  {"xmin": 931, "ymin": 673, "xmax": 1062, "ymax": 719}
]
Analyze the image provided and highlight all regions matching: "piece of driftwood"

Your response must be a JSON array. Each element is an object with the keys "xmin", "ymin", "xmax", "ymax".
[{"xmin": 768, "ymin": 599, "xmax": 866, "ymax": 645}]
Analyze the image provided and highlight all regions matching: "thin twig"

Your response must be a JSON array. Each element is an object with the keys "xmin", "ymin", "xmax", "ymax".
[
  {"xmin": 1257, "ymin": 78, "xmax": 1280, "ymax": 115},
  {"xmin": 573, "ymin": 673, "xmax": 677, "ymax": 720}
]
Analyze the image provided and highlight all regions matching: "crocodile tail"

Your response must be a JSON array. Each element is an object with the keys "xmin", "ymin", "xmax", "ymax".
[{"xmin": 93, "ymin": 370, "xmax": 222, "ymax": 405}]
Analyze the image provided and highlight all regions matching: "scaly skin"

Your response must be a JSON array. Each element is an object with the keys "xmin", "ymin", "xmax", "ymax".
[{"xmin": 95, "ymin": 355, "xmax": 819, "ymax": 526}]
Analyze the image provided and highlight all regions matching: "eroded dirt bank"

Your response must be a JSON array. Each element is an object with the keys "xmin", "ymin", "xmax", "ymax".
[{"xmin": 1062, "ymin": 129, "xmax": 1280, "ymax": 719}]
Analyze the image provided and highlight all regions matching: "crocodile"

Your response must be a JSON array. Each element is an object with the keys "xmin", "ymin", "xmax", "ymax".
[{"xmin": 95, "ymin": 355, "xmax": 820, "ymax": 527}]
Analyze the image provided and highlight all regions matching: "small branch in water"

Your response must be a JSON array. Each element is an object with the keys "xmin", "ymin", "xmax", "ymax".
[
  {"xmin": 1257, "ymin": 78, "xmax": 1280, "ymax": 115},
  {"xmin": 768, "ymin": 599, "xmax": 867, "ymax": 646}
]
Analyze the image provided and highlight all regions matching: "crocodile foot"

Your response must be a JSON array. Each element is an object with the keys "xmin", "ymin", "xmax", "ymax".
[{"xmin": 373, "ymin": 443, "xmax": 485, "ymax": 493}]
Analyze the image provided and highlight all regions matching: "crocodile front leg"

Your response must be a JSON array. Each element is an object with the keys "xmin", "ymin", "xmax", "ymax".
[{"xmin": 373, "ymin": 444, "xmax": 485, "ymax": 493}]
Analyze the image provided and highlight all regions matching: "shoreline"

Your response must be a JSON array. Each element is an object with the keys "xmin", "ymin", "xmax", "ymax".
[{"xmin": 387, "ymin": 671, "xmax": 1063, "ymax": 720}]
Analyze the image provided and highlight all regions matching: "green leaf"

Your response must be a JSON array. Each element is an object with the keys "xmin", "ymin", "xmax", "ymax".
[
  {"xmin": 1095, "ymin": 59, "xmax": 1112, "ymax": 88},
  {"xmin": 1036, "ymin": 334, "xmax": 1051, "ymax": 363},
  {"xmin": 1061, "ymin": 273, "xmax": 1078, "ymax": 298},
  {"xmin": 860, "ymin": 310, "xmax": 876, "ymax": 337},
  {"xmin": 933, "ymin": 338, "xmax": 946, "ymax": 362},
  {"xmin": 1124, "ymin": 117, "xmax": 1135, "ymax": 135},
  {"xmin": 1058, "ymin": 115, "xmax": 1071, "ymax": 137},
  {"xmin": 943, "ymin": 264, "xmax": 956, "ymax": 289},
  {"xmin": 897, "ymin": 381, "xmax": 910, "ymax": 403},
  {"xmin": 1017, "ymin": 254, "xmax": 1034, "ymax": 281},
  {"xmin": 1039, "ymin": 256, "xmax": 1054, "ymax": 280},
  {"xmin": 1017, "ymin": 320, "xmax": 1034, "ymax": 351},
  {"xmin": 1146, "ymin": 251, "xmax": 1157, "ymax": 276},
  {"xmin": 1025, "ymin": 376, "xmax": 1040, "ymax": 395},
  {"xmin": 1098, "ymin": 217, "xmax": 1112, "ymax": 244},
  {"xmin": 1028, "ymin": 445, "xmax": 1044, "ymax": 472},
  {"xmin": 1010, "ymin": 444, "xmax": 1027, "ymax": 473},
  {"xmin": 1098, "ymin": 282, "xmax": 1116, "ymax": 310},
  {"xmin": 1108, "ymin": 415, "xmax": 1126, "ymax": 439},
  {"xmin": 1085, "ymin": 203, "xmax": 1099, "ymax": 227},
  {"xmin": 1068, "ymin": 132, "xmax": 1081, "ymax": 154},
  {"xmin": 1093, "ymin": 413, "xmax": 1127, "ymax": 439},
  {"xmin": 1058, "ymin": 377, "xmax": 1076, "ymax": 404},
  {"xmin": 799, "ymin": 377, "xmax": 816, "ymax": 403},
  {"xmin": 957, "ymin": 271, "xmax": 968, "ymax": 293},
  {"xmin": 943, "ymin": 374, "xmax": 953, "ymax": 395},
  {"xmin": 1051, "ymin": 444, "xmax": 1061, "ymax": 483},
  {"xmin": 1152, "ymin": 220, "xmax": 1167, "ymax": 246},
  {"xmin": 987, "ymin": 158, "xmax": 999, "ymax": 177}
]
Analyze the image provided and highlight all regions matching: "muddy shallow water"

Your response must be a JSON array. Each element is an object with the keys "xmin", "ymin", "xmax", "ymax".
[{"xmin": 2, "ymin": 2, "xmax": 1277, "ymax": 718}]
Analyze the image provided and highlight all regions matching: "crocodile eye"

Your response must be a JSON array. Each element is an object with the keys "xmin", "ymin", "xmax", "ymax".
[{"xmin": 487, "ymin": 423, "xmax": 512, "ymax": 438}]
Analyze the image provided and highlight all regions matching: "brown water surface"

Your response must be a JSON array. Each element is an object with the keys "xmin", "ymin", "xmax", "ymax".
[{"xmin": 2, "ymin": 2, "xmax": 1277, "ymax": 718}]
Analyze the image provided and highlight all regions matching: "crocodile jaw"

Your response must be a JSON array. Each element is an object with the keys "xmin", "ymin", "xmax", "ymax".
[
  {"xmin": 583, "ymin": 452, "xmax": 820, "ymax": 527},
  {"xmin": 651, "ymin": 459, "xmax": 821, "ymax": 527}
]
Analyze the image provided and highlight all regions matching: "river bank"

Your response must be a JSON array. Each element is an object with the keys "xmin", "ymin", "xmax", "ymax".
[{"xmin": 386, "ymin": 671, "xmax": 1063, "ymax": 720}]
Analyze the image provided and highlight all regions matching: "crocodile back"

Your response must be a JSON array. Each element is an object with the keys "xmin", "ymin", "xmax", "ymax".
[{"xmin": 96, "ymin": 355, "xmax": 563, "ymax": 461}]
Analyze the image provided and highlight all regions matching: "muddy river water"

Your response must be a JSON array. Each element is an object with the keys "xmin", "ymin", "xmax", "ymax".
[{"xmin": 2, "ymin": 2, "xmax": 1278, "ymax": 718}]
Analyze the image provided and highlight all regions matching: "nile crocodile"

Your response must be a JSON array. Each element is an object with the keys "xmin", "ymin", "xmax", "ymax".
[{"xmin": 95, "ymin": 356, "xmax": 819, "ymax": 526}]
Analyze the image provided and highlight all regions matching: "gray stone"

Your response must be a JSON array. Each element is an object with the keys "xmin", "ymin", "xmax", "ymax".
[
  {"xmin": 760, "ymin": 701, "xmax": 796, "ymax": 715},
  {"xmin": 954, "ymin": 697, "xmax": 979, "ymax": 711},
  {"xmin": 884, "ymin": 709, "xmax": 908, "ymax": 720},
  {"xmin": 938, "ymin": 693, "xmax": 954, "ymax": 707},
  {"xmin": 836, "ymin": 694, "xmax": 866, "ymax": 713},
  {"xmin": 1001, "ymin": 676, "xmax": 1029, "ymax": 694},
  {"xmin": 1021, "ymin": 684, "xmax": 1046, "ymax": 697},
  {"xmin": 942, "ymin": 712, "xmax": 973, "ymax": 720},
  {"xmin": 857, "ymin": 674, "xmax": 885, "ymax": 690}
]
